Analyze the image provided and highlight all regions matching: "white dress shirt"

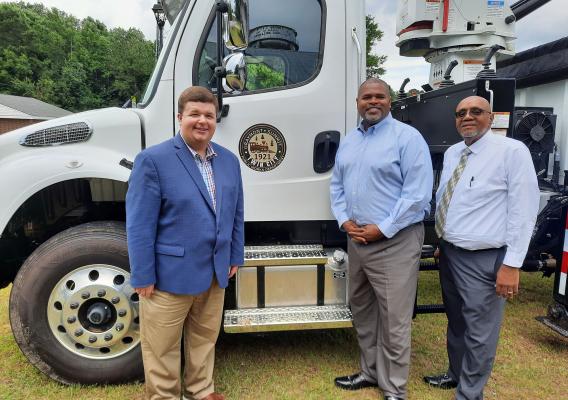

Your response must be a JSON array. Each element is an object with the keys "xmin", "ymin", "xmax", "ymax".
[{"xmin": 436, "ymin": 130, "xmax": 540, "ymax": 268}]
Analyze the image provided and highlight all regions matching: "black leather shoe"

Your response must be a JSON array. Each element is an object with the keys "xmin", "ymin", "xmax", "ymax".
[
  {"xmin": 384, "ymin": 396, "xmax": 403, "ymax": 400},
  {"xmin": 423, "ymin": 373, "xmax": 458, "ymax": 389},
  {"xmin": 334, "ymin": 372, "xmax": 378, "ymax": 390}
]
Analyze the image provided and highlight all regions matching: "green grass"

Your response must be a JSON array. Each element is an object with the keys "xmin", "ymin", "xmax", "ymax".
[{"xmin": 1, "ymin": 272, "xmax": 567, "ymax": 399}]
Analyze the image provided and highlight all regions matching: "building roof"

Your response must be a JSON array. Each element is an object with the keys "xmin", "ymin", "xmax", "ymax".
[
  {"xmin": 497, "ymin": 36, "xmax": 568, "ymax": 89},
  {"xmin": 0, "ymin": 94, "xmax": 72, "ymax": 120}
]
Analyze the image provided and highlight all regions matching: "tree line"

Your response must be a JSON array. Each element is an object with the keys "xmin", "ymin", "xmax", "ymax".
[
  {"xmin": 0, "ymin": 2, "xmax": 387, "ymax": 113},
  {"xmin": 0, "ymin": 2, "xmax": 155, "ymax": 112}
]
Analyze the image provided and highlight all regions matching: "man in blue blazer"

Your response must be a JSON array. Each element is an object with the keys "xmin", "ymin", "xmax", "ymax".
[{"xmin": 126, "ymin": 86, "xmax": 244, "ymax": 400}]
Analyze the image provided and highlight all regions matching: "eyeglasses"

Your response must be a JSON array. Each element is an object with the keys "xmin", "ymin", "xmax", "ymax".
[{"xmin": 455, "ymin": 108, "xmax": 491, "ymax": 119}]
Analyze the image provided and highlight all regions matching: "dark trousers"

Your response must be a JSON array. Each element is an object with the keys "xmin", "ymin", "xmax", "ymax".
[
  {"xmin": 439, "ymin": 241, "xmax": 507, "ymax": 400},
  {"xmin": 348, "ymin": 223, "xmax": 424, "ymax": 399}
]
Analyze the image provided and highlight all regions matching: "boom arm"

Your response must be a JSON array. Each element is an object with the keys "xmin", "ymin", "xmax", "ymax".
[{"xmin": 510, "ymin": 0, "xmax": 551, "ymax": 21}]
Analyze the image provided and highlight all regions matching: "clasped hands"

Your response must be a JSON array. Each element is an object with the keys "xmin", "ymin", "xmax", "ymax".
[
  {"xmin": 134, "ymin": 265, "xmax": 239, "ymax": 298},
  {"xmin": 342, "ymin": 220, "xmax": 384, "ymax": 245}
]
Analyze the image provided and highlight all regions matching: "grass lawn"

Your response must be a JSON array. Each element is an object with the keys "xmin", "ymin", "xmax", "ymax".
[{"xmin": 1, "ymin": 271, "xmax": 567, "ymax": 399}]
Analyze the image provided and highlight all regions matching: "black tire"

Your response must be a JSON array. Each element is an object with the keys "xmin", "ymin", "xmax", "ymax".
[{"xmin": 9, "ymin": 221, "xmax": 144, "ymax": 384}]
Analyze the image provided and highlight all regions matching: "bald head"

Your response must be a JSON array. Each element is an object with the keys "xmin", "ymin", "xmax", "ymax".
[
  {"xmin": 356, "ymin": 78, "xmax": 392, "ymax": 127},
  {"xmin": 456, "ymin": 96, "xmax": 490, "ymax": 112},
  {"xmin": 358, "ymin": 78, "xmax": 391, "ymax": 98},
  {"xmin": 455, "ymin": 96, "xmax": 494, "ymax": 145}
]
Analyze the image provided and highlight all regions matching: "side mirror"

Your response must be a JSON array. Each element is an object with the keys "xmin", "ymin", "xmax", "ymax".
[
  {"xmin": 223, "ymin": 53, "xmax": 247, "ymax": 93},
  {"xmin": 224, "ymin": 0, "xmax": 249, "ymax": 51}
]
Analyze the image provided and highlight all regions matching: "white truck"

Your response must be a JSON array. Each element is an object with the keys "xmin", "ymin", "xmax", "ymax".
[{"xmin": 0, "ymin": 0, "xmax": 565, "ymax": 385}]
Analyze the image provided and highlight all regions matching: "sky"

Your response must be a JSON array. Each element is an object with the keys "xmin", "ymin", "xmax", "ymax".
[{"xmin": 1, "ymin": 0, "xmax": 565, "ymax": 90}]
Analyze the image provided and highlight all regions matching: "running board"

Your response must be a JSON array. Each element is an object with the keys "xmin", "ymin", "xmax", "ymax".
[
  {"xmin": 223, "ymin": 305, "xmax": 353, "ymax": 333},
  {"xmin": 243, "ymin": 244, "xmax": 330, "ymax": 266}
]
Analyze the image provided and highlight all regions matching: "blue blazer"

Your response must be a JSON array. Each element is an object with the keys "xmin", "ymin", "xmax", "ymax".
[{"xmin": 126, "ymin": 133, "xmax": 244, "ymax": 295}]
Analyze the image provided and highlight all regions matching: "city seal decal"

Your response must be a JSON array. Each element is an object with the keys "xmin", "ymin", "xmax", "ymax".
[{"xmin": 239, "ymin": 124, "xmax": 286, "ymax": 172}]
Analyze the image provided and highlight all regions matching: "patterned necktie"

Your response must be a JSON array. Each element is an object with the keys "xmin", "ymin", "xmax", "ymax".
[{"xmin": 435, "ymin": 147, "xmax": 472, "ymax": 238}]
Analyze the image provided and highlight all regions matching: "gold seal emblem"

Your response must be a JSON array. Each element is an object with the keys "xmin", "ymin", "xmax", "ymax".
[{"xmin": 239, "ymin": 124, "xmax": 286, "ymax": 172}]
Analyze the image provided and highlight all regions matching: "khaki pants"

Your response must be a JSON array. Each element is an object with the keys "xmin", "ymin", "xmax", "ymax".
[
  {"xmin": 348, "ymin": 223, "xmax": 424, "ymax": 399},
  {"xmin": 140, "ymin": 279, "xmax": 225, "ymax": 400}
]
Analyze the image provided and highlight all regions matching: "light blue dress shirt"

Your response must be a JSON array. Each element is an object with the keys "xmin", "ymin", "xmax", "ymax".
[{"xmin": 330, "ymin": 113, "xmax": 433, "ymax": 238}]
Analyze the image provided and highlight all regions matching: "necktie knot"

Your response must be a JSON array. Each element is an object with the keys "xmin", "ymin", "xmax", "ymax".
[{"xmin": 462, "ymin": 148, "xmax": 472, "ymax": 157}]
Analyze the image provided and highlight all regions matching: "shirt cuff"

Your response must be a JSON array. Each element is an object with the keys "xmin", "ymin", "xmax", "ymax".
[
  {"xmin": 377, "ymin": 217, "xmax": 399, "ymax": 239},
  {"xmin": 503, "ymin": 251, "xmax": 525, "ymax": 268},
  {"xmin": 337, "ymin": 216, "xmax": 349, "ymax": 231}
]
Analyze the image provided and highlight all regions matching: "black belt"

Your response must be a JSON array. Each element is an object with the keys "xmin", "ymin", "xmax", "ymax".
[{"xmin": 441, "ymin": 239, "xmax": 505, "ymax": 253}]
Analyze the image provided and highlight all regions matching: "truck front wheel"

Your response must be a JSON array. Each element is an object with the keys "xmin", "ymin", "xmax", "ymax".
[{"xmin": 9, "ymin": 221, "xmax": 143, "ymax": 384}]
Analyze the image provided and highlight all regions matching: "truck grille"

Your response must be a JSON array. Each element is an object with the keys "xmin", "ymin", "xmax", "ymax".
[{"xmin": 20, "ymin": 122, "xmax": 92, "ymax": 147}]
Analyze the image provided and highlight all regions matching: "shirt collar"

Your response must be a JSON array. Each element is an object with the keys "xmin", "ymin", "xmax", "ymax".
[
  {"xmin": 180, "ymin": 133, "xmax": 217, "ymax": 161},
  {"xmin": 456, "ymin": 128, "xmax": 493, "ymax": 155},
  {"xmin": 357, "ymin": 112, "xmax": 393, "ymax": 135},
  {"xmin": 467, "ymin": 129, "xmax": 493, "ymax": 154}
]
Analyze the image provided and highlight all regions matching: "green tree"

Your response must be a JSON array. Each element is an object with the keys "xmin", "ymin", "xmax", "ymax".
[
  {"xmin": 0, "ymin": 2, "xmax": 155, "ymax": 112},
  {"xmin": 366, "ymin": 15, "xmax": 387, "ymax": 78},
  {"xmin": 246, "ymin": 62, "xmax": 285, "ymax": 91}
]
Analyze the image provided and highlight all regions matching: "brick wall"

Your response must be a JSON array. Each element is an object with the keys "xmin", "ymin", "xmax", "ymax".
[{"xmin": 0, "ymin": 119, "xmax": 43, "ymax": 135}]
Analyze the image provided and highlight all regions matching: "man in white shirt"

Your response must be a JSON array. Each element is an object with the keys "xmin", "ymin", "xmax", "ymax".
[{"xmin": 423, "ymin": 96, "xmax": 540, "ymax": 400}]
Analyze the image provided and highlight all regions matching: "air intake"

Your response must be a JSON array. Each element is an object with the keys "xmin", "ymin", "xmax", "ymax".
[{"xmin": 20, "ymin": 122, "xmax": 92, "ymax": 147}]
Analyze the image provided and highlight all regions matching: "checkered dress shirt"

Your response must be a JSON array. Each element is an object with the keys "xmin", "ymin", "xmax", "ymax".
[{"xmin": 185, "ymin": 141, "xmax": 217, "ymax": 212}]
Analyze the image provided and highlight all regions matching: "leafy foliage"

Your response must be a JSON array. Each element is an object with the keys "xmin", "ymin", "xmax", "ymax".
[
  {"xmin": 0, "ymin": 2, "xmax": 155, "ymax": 112},
  {"xmin": 246, "ymin": 58, "xmax": 285, "ymax": 91},
  {"xmin": 366, "ymin": 14, "xmax": 387, "ymax": 78}
]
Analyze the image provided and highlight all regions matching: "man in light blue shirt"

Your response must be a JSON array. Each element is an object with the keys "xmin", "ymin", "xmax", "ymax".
[{"xmin": 331, "ymin": 78, "xmax": 433, "ymax": 400}]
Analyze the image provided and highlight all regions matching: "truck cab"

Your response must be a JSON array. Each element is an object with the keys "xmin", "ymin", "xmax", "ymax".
[{"xmin": 0, "ymin": 0, "xmax": 365, "ymax": 384}]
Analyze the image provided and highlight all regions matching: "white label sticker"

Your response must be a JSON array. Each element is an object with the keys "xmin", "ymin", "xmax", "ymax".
[
  {"xmin": 463, "ymin": 60, "xmax": 484, "ymax": 81},
  {"xmin": 425, "ymin": 0, "xmax": 441, "ymax": 18},
  {"xmin": 487, "ymin": 0, "xmax": 505, "ymax": 18},
  {"xmin": 492, "ymin": 112, "xmax": 510, "ymax": 129}
]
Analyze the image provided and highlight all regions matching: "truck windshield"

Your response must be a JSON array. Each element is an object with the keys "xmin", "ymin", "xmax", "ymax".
[{"xmin": 139, "ymin": 0, "xmax": 189, "ymax": 105}]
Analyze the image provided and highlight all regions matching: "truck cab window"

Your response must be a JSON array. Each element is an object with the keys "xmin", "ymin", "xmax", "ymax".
[{"xmin": 195, "ymin": 0, "xmax": 323, "ymax": 93}]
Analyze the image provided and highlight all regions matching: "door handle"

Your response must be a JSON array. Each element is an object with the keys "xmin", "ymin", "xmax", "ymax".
[{"xmin": 313, "ymin": 131, "xmax": 340, "ymax": 173}]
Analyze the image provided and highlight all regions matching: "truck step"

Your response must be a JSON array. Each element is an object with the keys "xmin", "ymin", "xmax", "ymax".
[
  {"xmin": 244, "ymin": 245, "xmax": 330, "ymax": 266},
  {"xmin": 415, "ymin": 304, "xmax": 445, "ymax": 314},
  {"xmin": 535, "ymin": 316, "xmax": 568, "ymax": 338},
  {"xmin": 224, "ymin": 305, "xmax": 353, "ymax": 333},
  {"xmin": 243, "ymin": 244, "xmax": 437, "ymax": 267}
]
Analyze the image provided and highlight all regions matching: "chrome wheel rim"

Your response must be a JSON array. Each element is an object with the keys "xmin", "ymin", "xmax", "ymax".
[{"xmin": 47, "ymin": 265, "xmax": 140, "ymax": 359}]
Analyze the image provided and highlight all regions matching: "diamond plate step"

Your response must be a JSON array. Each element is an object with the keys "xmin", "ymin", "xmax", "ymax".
[
  {"xmin": 223, "ymin": 305, "xmax": 353, "ymax": 333},
  {"xmin": 244, "ymin": 245, "xmax": 331, "ymax": 266}
]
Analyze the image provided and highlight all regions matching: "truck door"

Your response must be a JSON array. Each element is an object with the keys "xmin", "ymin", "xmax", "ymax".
[{"xmin": 175, "ymin": 0, "xmax": 346, "ymax": 222}]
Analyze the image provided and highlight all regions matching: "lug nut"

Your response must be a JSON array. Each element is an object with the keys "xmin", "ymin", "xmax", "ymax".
[
  {"xmin": 81, "ymin": 292, "xmax": 91, "ymax": 299},
  {"xmin": 111, "ymin": 296, "xmax": 120, "ymax": 304},
  {"xmin": 88, "ymin": 335, "xmax": 97, "ymax": 343},
  {"xmin": 97, "ymin": 289, "xmax": 106, "ymax": 297},
  {"xmin": 115, "ymin": 323, "xmax": 124, "ymax": 332},
  {"xmin": 104, "ymin": 333, "xmax": 113, "ymax": 341},
  {"xmin": 70, "ymin": 302, "xmax": 79, "ymax": 309},
  {"xmin": 74, "ymin": 328, "xmax": 84, "ymax": 337},
  {"xmin": 118, "ymin": 309, "xmax": 127, "ymax": 317},
  {"xmin": 67, "ymin": 316, "xmax": 76, "ymax": 323}
]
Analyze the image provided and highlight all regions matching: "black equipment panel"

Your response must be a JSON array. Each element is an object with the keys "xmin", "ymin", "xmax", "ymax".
[{"xmin": 391, "ymin": 78, "xmax": 516, "ymax": 154}]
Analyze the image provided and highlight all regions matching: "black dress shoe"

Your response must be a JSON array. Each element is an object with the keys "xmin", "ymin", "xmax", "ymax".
[
  {"xmin": 423, "ymin": 373, "xmax": 458, "ymax": 389},
  {"xmin": 384, "ymin": 396, "xmax": 403, "ymax": 400},
  {"xmin": 334, "ymin": 372, "xmax": 378, "ymax": 390}
]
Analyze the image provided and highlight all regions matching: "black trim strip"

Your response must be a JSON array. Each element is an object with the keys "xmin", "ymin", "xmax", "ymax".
[
  {"xmin": 138, "ymin": 0, "xmax": 195, "ymax": 109},
  {"xmin": 317, "ymin": 264, "xmax": 325, "ymax": 306},
  {"xmin": 257, "ymin": 266, "xmax": 265, "ymax": 308}
]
